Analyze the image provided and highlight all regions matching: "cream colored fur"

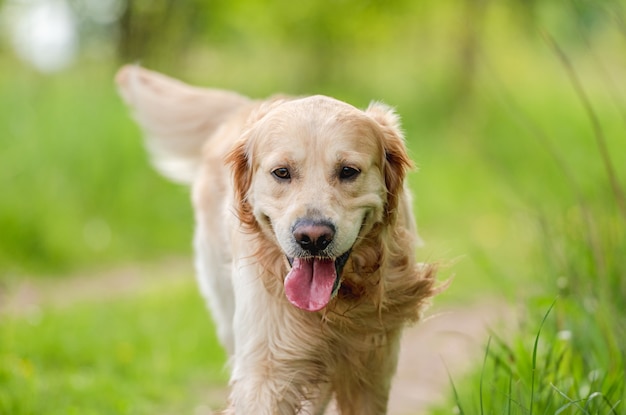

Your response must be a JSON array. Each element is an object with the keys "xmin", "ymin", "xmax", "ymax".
[{"xmin": 116, "ymin": 65, "xmax": 439, "ymax": 415}]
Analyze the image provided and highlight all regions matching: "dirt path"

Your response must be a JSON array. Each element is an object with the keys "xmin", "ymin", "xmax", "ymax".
[
  {"xmin": 389, "ymin": 302, "xmax": 511, "ymax": 414},
  {"xmin": 0, "ymin": 257, "xmax": 193, "ymax": 315},
  {"xmin": 1, "ymin": 260, "xmax": 511, "ymax": 414}
]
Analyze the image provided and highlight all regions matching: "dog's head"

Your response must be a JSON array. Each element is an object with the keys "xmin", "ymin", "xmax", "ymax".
[{"xmin": 227, "ymin": 96, "xmax": 413, "ymax": 312}]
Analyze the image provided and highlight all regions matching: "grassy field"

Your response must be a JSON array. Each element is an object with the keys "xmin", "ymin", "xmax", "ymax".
[
  {"xmin": 1, "ymin": 276, "xmax": 227, "ymax": 414},
  {"xmin": 1, "ymin": 1, "xmax": 625, "ymax": 413}
]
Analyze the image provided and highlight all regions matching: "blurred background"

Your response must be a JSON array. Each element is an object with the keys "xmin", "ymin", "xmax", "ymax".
[{"xmin": 0, "ymin": 0, "xmax": 625, "ymax": 414}]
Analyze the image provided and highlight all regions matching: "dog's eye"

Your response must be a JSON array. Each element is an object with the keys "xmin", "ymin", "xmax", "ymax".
[
  {"xmin": 272, "ymin": 167, "xmax": 291, "ymax": 181},
  {"xmin": 339, "ymin": 166, "xmax": 360, "ymax": 180}
]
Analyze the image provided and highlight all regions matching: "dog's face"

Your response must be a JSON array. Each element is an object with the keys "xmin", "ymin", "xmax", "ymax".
[{"xmin": 228, "ymin": 96, "xmax": 412, "ymax": 312}]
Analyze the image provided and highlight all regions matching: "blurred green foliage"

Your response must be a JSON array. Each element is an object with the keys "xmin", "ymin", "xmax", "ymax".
[
  {"xmin": 0, "ymin": 62, "xmax": 193, "ymax": 276},
  {"xmin": 2, "ymin": 0, "xmax": 624, "ymax": 280}
]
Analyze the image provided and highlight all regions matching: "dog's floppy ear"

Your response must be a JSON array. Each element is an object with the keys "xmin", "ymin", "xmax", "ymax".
[
  {"xmin": 115, "ymin": 65, "xmax": 250, "ymax": 184},
  {"xmin": 225, "ymin": 137, "xmax": 256, "ymax": 230},
  {"xmin": 224, "ymin": 98, "xmax": 288, "ymax": 230},
  {"xmin": 366, "ymin": 102, "xmax": 414, "ymax": 223}
]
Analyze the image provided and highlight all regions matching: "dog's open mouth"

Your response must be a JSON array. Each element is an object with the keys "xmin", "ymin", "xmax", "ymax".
[{"xmin": 284, "ymin": 251, "xmax": 350, "ymax": 312}]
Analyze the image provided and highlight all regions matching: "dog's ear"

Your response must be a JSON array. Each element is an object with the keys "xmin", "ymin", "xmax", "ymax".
[
  {"xmin": 366, "ymin": 102, "xmax": 414, "ymax": 223},
  {"xmin": 115, "ymin": 65, "xmax": 250, "ymax": 184},
  {"xmin": 225, "ymin": 98, "xmax": 289, "ymax": 229},
  {"xmin": 225, "ymin": 137, "xmax": 256, "ymax": 229}
]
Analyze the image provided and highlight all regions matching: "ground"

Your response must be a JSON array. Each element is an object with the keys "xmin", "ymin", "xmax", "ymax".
[{"xmin": 3, "ymin": 259, "xmax": 511, "ymax": 414}]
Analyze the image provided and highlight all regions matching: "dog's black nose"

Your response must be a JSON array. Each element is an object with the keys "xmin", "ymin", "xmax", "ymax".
[{"xmin": 293, "ymin": 220, "xmax": 335, "ymax": 255}]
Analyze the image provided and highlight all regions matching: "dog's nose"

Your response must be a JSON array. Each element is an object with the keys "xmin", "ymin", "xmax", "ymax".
[{"xmin": 293, "ymin": 220, "xmax": 335, "ymax": 254}]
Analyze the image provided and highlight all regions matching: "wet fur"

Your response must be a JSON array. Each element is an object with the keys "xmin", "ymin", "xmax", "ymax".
[{"xmin": 116, "ymin": 65, "xmax": 439, "ymax": 415}]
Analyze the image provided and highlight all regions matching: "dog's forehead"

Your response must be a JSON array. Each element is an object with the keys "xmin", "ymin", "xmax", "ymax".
[
  {"xmin": 288, "ymin": 95, "xmax": 358, "ymax": 113},
  {"xmin": 253, "ymin": 96, "xmax": 382, "ymax": 156}
]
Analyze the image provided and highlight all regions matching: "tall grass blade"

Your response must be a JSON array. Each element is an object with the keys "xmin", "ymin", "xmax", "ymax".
[
  {"xmin": 607, "ymin": 400, "xmax": 622, "ymax": 415},
  {"xmin": 570, "ymin": 0, "xmax": 626, "ymax": 128},
  {"xmin": 444, "ymin": 359, "xmax": 466, "ymax": 415},
  {"xmin": 487, "ymin": 328, "xmax": 516, "ymax": 378},
  {"xmin": 582, "ymin": 391, "xmax": 622, "ymax": 414},
  {"xmin": 551, "ymin": 383, "xmax": 587, "ymax": 414},
  {"xmin": 583, "ymin": 391, "xmax": 603, "ymax": 412},
  {"xmin": 506, "ymin": 374, "xmax": 512, "ymax": 415},
  {"xmin": 481, "ymin": 58, "xmax": 604, "ymax": 278},
  {"xmin": 530, "ymin": 299, "xmax": 557, "ymax": 415},
  {"xmin": 541, "ymin": 30, "xmax": 626, "ymax": 222},
  {"xmin": 480, "ymin": 336, "xmax": 492, "ymax": 415}
]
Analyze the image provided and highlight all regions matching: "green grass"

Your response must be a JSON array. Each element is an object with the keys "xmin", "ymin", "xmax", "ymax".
[
  {"xmin": 433, "ymin": 296, "xmax": 625, "ymax": 415},
  {"xmin": 434, "ymin": 203, "xmax": 626, "ymax": 415},
  {"xmin": 0, "ymin": 276, "xmax": 227, "ymax": 414}
]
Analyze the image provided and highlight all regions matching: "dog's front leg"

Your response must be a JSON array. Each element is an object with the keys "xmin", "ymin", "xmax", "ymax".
[
  {"xmin": 226, "ymin": 374, "xmax": 305, "ymax": 415},
  {"xmin": 333, "ymin": 331, "xmax": 402, "ymax": 415},
  {"xmin": 225, "ymin": 260, "xmax": 326, "ymax": 414},
  {"xmin": 225, "ymin": 332, "xmax": 325, "ymax": 414}
]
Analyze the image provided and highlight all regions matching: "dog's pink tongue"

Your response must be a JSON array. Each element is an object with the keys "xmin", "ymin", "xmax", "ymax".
[{"xmin": 284, "ymin": 258, "xmax": 336, "ymax": 312}]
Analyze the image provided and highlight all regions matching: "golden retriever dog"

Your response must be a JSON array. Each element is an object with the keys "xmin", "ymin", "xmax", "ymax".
[{"xmin": 116, "ymin": 66, "xmax": 439, "ymax": 415}]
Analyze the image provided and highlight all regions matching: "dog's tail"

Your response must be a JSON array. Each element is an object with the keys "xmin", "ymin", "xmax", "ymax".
[{"xmin": 115, "ymin": 65, "xmax": 251, "ymax": 183}]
